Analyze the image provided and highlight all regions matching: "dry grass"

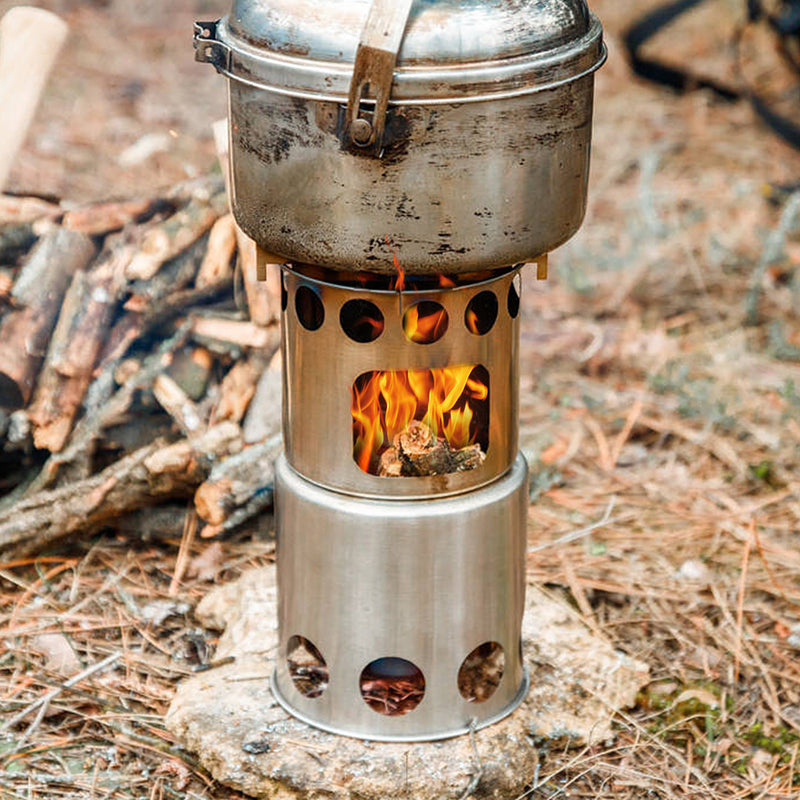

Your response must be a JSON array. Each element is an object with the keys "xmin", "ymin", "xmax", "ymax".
[{"xmin": 3, "ymin": 0, "xmax": 800, "ymax": 798}]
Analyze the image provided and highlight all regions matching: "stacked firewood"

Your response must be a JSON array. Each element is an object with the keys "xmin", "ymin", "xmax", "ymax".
[{"xmin": 0, "ymin": 176, "xmax": 284, "ymax": 559}]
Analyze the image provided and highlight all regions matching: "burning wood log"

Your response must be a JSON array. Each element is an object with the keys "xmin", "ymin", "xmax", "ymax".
[
  {"xmin": 0, "ymin": 422, "xmax": 243, "ymax": 559},
  {"xmin": 28, "ymin": 243, "xmax": 131, "ymax": 451},
  {"xmin": 0, "ymin": 228, "xmax": 96, "ymax": 409},
  {"xmin": 378, "ymin": 420, "xmax": 485, "ymax": 478}
]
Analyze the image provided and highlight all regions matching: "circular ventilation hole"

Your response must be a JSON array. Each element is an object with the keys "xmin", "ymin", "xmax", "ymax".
[
  {"xmin": 403, "ymin": 301, "xmax": 448, "ymax": 345},
  {"xmin": 360, "ymin": 657, "xmax": 425, "ymax": 716},
  {"xmin": 340, "ymin": 299, "xmax": 385, "ymax": 343},
  {"xmin": 465, "ymin": 291, "xmax": 499, "ymax": 336},
  {"xmin": 295, "ymin": 286, "xmax": 324, "ymax": 331},
  {"xmin": 286, "ymin": 636, "xmax": 329, "ymax": 699},
  {"xmin": 458, "ymin": 642, "xmax": 505, "ymax": 703},
  {"xmin": 508, "ymin": 274, "xmax": 521, "ymax": 319},
  {"xmin": 280, "ymin": 273, "xmax": 288, "ymax": 312}
]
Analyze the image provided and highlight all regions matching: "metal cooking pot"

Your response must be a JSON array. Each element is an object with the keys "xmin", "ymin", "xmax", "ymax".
[{"xmin": 195, "ymin": 0, "xmax": 606, "ymax": 275}]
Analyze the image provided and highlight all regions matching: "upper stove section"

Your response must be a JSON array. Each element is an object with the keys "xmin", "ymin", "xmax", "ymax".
[{"xmin": 195, "ymin": 0, "xmax": 605, "ymax": 274}]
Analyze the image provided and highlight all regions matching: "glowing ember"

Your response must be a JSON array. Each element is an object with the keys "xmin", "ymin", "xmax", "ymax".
[{"xmin": 352, "ymin": 365, "xmax": 490, "ymax": 475}]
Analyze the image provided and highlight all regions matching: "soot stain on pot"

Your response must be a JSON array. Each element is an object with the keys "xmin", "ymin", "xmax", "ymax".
[
  {"xmin": 429, "ymin": 242, "xmax": 469, "ymax": 256},
  {"xmin": 395, "ymin": 193, "xmax": 421, "ymax": 221},
  {"xmin": 237, "ymin": 95, "xmax": 326, "ymax": 165}
]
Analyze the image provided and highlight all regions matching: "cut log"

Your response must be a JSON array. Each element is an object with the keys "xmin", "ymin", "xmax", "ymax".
[
  {"xmin": 28, "ymin": 243, "xmax": 130, "ymax": 451},
  {"xmin": 0, "ymin": 229, "xmax": 96, "ymax": 409},
  {"xmin": 235, "ymin": 228, "xmax": 281, "ymax": 326},
  {"xmin": 0, "ymin": 222, "xmax": 37, "ymax": 263},
  {"xmin": 0, "ymin": 268, "xmax": 13, "ymax": 300},
  {"xmin": 194, "ymin": 433, "xmax": 281, "ymax": 529},
  {"xmin": 242, "ymin": 349, "xmax": 282, "ymax": 444},
  {"xmin": 102, "ymin": 275, "xmax": 231, "ymax": 368},
  {"xmin": 0, "ymin": 422, "xmax": 243, "ymax": 559},
  {"xmin": 126, "ymin": 228, "xmax": 208, "ymax": 306},
  {"xmin": 167, "ymin": 347, "xmax": 213, "ymax": 402},
  {"xmin": 153, "ymin": 373, "xmax": 204, "ymax": 436},
  {"xmin": 197, "ymin": 213, "xmax": 236, "ymax": 289},
  {"xmin": 62, "ymin": 197, "xmax": 169, "ymax": 236},
  {"xmin": 24, "ymin": 322, "xmax": 194, "ymax": 496},
  {"xmin": 191, "ymin": 317, "xmax": 279, "ymax": 352},
  {"xmin": 211, "ymin": 346, "xmax": 276, "ymax": 426},
  {"xmin": 125, "ymin": 192, "xmax": 226, "ymax": 282},
  {"xmin": 0, "ymin": 195, "xmax": 61, "ymax": 226},
  {"xmin": 378, "ymin": 421, "xmax": 485, "ymax": 477}
]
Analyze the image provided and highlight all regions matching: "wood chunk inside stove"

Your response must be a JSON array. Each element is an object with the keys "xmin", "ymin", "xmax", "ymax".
[
  {"xmin": 379, "ymin": 420, "xmax": 485, "ymax": 477},
  {"xmin": 352, "ymin": 365, "xmax": 490, "ymax": 477}
]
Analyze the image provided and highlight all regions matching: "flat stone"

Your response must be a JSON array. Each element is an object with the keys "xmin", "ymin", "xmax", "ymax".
[{"xmin": 167, "ymin": 566, "xmax": 649, "ymax": 799}]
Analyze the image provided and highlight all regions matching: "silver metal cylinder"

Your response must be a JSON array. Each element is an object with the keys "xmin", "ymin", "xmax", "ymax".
[
  {"xmin": 273, "ymin": 452, "xmax": 529, "ymax": 741},
  {"xmin": 281, "ymin": 266, "xmax": 520, "ymax": 499}
]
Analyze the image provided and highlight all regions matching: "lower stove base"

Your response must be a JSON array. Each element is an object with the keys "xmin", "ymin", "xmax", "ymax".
[
  {"xmin": 273, "ymin": 453, "xmax": 530, "ymax": 741},
  {"xmin": 270, "ymin": 667, "xmax": 531, "ymax": 743}
]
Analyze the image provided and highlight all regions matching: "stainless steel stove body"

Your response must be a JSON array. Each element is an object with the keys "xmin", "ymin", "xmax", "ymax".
[
  {"xmin": 273, "ymin": 266, "xmax": 528, "ymax": 740},
  {"xmin": 195, "ymin": 0, "xmax": 603, "ymax": 741}
]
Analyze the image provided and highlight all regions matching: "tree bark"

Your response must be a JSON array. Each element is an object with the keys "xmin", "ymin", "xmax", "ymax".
[
  {"xmin": 62, "ymin": 196, "xmax": 168, "ymax": 236},
  {"xmin": 194, "ymin": 434, "xmax": 281, "ymax": 530},
  {"xmin": 0, "ymin": 228, "xmax": 96, "ymax": 409},
  {"xmin": 125, "ymin": 193, "xmax": 226, "ymax": 282},
  {"xmin": 0, "ymin": 422, "xmax": 243, "ymax": 558},
  {"xmin": 28, "ymin": 243, "xmax": 130, "ymax": 451}
]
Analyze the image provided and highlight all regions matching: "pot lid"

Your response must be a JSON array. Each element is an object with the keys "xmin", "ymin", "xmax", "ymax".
[{"xmin": 196, "ymin": 0, "xmax": 605, "ymax": 104}]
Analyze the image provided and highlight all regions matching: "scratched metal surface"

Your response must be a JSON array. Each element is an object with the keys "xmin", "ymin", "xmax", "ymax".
[{"xmin": 229, "ymin": 0, "xmax": 590, "ymax": 65}]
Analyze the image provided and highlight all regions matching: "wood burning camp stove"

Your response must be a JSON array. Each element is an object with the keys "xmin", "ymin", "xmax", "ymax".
[{"xmin": 195, "ymin": 0, "xmax": 605, "ymax": 741}]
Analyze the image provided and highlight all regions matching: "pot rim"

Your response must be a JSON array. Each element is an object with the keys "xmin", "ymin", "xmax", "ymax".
[{"xmin": 196, "ymin": 13, "xmax": 606, "ymax": 105}]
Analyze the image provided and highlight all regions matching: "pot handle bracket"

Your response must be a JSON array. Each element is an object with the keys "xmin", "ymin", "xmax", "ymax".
[
  {"xmin": 194, "ymin": 20, "xmax": 231, "ymax": 72},
  {"xmin": 342, "ymin": 0, "xmax": 414, "ymax": 157}
]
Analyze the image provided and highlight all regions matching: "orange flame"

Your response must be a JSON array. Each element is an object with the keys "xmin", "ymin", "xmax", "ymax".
[
  {"xmin": 386, "ymin": 235, "xmax": 405, "ymax": 292},
  {"xmin": 438, "ymin": 274, "xmax": 456, "ymax": 288},
  {"xmin": 403, "ymin": 304, "xmax": 448, "ymax": 344},
  {"xmin": 352, "ymin": 365, "xmax": 490, "ymax": 474},
  {"xmin": 465, "ymin": 308, "xmax": 480, "ymax": 335}
]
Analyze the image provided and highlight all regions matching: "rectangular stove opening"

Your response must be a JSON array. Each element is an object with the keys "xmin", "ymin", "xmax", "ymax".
[{"xmin": 352, "ymin": 365, "xmax": 490, "ymax": 478}]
